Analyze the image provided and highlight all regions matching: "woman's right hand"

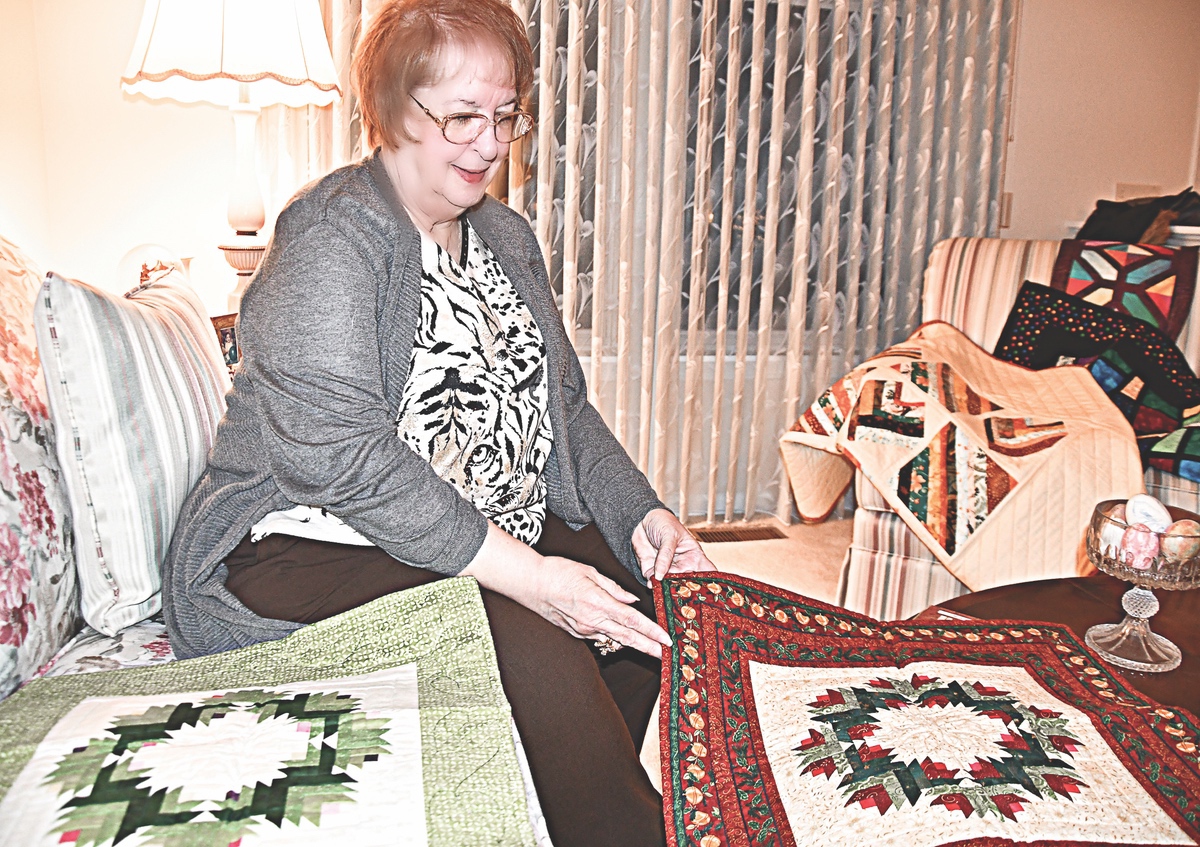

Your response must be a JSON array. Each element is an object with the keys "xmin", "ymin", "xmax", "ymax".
[
  {"xmin": 461, "ymin": 523, "xmax": 672, "ymax": 658},
  {"xmin": 527, "ymin": 555, "xmax": 672, "ymax": 657}
]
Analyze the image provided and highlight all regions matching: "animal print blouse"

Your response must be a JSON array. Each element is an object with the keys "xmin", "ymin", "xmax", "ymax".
[
  {"xmin": 394, "ymin": 219, "xmax": 553, "ymax": 544},
  {"xmin": 249, "ymin": 219, "xmax": 553, "ymax": 548}
]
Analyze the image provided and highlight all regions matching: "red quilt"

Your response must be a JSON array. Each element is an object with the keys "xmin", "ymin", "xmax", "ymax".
[{"xmin": 655, "ymin": 574, "xmax": 1200, "ymax": 846}]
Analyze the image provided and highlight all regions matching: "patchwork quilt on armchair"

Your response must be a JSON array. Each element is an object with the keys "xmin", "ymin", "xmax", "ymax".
[{"xmin": 780, "ymin": 322, "xmax": 1143, "ymax": 593}]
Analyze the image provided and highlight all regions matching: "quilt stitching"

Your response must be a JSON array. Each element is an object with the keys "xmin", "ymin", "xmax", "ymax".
[
  {"xmin": 847, "ymin": 380, "xmax": 926, "ymax": 443},
  {"xmin": 903, "ymin": 361, "xmax": 1003, "ymax": 416},
  {"xmin": 791, "ymin": 339, "xmax": 1054, "ymax": 564},
  {"xmin": 994, "ymin": 283, "xmax": 1197, "ymax": 392},
  {"xmin": 801, "ymin": 377, "xmax": 859, "ymax": 439},
  {"xmin": 0, "ymin": 579, "xmax": 539, "ymax": 847},
  {"xmin": 995, "ymin": 282, "xmax": 1200, "ymax": 486}
]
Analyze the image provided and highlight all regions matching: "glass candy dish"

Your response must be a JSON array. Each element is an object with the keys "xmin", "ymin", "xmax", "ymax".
[{"xmin": 1085, "ymin": 499, "xmax": 1200, "ymax": 673}]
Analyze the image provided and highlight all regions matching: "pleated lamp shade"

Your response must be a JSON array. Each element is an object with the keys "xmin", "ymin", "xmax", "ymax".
[
  {"xmin": 121, "ymin": 0, "xmax": 341, "ymax": 286},
  {"xmin": 121, "ymin": 0, "xmax": 341, "ymax": 109}
]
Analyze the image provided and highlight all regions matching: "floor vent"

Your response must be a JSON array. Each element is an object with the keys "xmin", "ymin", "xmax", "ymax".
[{"xmin": 691, "ymin": 525, "xmax": 788, "ymax": 543}]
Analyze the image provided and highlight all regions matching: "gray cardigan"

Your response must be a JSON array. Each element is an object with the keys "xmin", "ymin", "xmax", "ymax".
[{"xmin": 163, "ymin": 152, "xmax": 666, "ymax": 660}]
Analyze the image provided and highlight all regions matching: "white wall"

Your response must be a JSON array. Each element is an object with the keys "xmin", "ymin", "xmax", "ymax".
[
  {"xmin": 1004, "ymin": 0, "xmax": 1200, "ymax": 239},
  {"xmin": 1, "ymin": 0, "xmax": 255, "ymax": 314},
  {"xmin": 0, "ymin": 0, "xmax": 52, "ymax": 262},
  {"xmin": 9, "ymin": 0, "xmax": 1200, "ymax": 306}
]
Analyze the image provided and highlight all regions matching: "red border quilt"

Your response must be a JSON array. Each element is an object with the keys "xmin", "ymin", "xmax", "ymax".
[{"xmin": 656, "ymin": 574, "xmax": 1200, "ymax": 846}]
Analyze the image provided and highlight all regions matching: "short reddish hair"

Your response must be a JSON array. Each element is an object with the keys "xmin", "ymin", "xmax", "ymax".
[{"xmin": 352, "ymin": 0, "xmax": 534, "ymax": 150}]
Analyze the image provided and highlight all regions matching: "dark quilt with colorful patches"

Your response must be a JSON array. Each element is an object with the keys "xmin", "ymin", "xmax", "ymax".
[
  {"xmin": 995, "ymin": 281, "xmax": 1200, "ymax": 485},
  {"xmin": 656, "ymin": 573, "xmax": 1200, "ymax": 847},
  {"xmin": 1049, "ymin": 241, "xmax": 1197, "ymax": 339},
  {"xmin": 1149, "ymin": 426, "xmax": 1200, "ymax": 482},
  {"xmin": 994, "ymin": 282, "xmax": 1196, "ymax": 385}
]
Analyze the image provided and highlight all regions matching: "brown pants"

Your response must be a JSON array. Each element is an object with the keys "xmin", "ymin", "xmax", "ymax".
[{"xmin": 225, "ymin": 515, "xmax": 666, "ymax": 847}]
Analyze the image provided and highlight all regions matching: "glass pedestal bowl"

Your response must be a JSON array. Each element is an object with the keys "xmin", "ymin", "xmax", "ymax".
[{"xmin": 1085, "ymin": 500, "xmax": 1200, "ymax": 674}]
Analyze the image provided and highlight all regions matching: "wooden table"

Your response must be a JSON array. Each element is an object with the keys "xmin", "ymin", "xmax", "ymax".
[{"xmin": 932, "ymin": 574, "xmax": 1200, "ymax": 718}]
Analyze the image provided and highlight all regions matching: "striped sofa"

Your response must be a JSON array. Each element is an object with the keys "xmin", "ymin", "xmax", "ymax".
[{"xmin": 838, "ymin": 237, "xmax": 1200, "ymax": 620}]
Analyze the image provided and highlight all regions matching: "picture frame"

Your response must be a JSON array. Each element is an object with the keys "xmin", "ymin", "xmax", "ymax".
[{"xmin": 210, "ymin": 313, "xmax": 239, "ymax": 378}]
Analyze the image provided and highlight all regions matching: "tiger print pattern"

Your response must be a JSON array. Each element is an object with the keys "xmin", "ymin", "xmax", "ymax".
[{"xmin": 395, "ymin": 220, "xmax": 553, "ymax": 544}]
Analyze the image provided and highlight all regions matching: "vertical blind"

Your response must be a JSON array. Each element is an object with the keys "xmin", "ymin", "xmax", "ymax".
[
  {"xmin": 270, "ymin": 0, "xmax": 1019, "ymax": 523},
  {"xmin": 261, "ymin": 0, "xmax": 367, "ymax": 208},
  {"xmin": 516, "ymin": 0, "xmax": 1018, "ymax": 521}
]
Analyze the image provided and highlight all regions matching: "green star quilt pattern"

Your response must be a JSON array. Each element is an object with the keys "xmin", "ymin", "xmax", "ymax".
[{"xmin": 0, "ymin": 578, "xmax": 538, "ymax": 847}]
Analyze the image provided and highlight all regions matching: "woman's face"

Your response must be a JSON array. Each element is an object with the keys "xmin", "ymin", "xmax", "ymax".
[{"xmin": 389, "ymin": 40, "xmax": 517, "ymax": 227}]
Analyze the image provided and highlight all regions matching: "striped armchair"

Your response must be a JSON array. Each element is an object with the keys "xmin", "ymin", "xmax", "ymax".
[{"xmin": 838, "ymin": 237, "xmax": 1200, "ymax": 619}]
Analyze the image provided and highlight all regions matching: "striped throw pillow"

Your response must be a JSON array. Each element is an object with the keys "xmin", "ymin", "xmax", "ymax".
[{"xmin": 32, "ymin": 271, "xmax": 230, "ymax": 636}]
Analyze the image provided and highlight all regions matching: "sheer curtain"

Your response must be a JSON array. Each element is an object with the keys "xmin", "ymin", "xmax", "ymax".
[
  {"xmin": 260, "ymin": 0, "xmax": 368, "ymax": 213},
  {"xmin": 276, "ymin": 0, "xmax": 1020, "ymax": 524}
]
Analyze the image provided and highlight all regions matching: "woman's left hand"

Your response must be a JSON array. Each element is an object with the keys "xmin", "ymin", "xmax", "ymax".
[{"xmin": 632, "ymin": 508, "xmax": 716, "ymax": 583}]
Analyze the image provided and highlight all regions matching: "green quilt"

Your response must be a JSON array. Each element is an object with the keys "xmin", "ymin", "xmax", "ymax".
[{"xmin": 0, "ymin": 577, "xmax": 536, "ymax": 846}]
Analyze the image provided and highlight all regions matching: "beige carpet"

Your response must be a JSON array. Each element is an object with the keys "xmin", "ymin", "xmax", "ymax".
[{"xmin": 695, "ymin": 517, "xmax": 852, "ymax": 605}]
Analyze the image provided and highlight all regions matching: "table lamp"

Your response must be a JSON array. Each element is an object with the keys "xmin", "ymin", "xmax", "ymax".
[{"xmin": 121, "ymin": 0, "xmax": 341, "ymax": 286}]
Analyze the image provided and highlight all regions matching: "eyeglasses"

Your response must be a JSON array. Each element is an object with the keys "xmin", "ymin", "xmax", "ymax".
[{"xmin": 410, "ymin": 95, "xmax": 534, "ymax": 144}]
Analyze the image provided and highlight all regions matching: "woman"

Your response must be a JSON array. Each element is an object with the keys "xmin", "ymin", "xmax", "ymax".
[{"xmin": 163, "ymin": 0, "xmax": 713, "ymax": 843}]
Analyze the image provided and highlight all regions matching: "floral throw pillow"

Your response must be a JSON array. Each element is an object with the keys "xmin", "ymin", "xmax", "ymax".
[{"xmin": 0, "ymin": 235, "xmax": 78, "ymax": 700}]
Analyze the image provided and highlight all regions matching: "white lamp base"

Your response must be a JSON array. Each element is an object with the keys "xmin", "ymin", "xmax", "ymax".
[{"xmin": 219, "ymin": 232, "xmax": 266, "ymax": 306}]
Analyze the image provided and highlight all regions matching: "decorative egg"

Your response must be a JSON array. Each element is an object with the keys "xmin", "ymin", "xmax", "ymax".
[
  {"xmin": 1098, "ymin": 524, "xmax": 1125, "ymax": 558},
  {"xmin": 1097, "ymin": 502, "xmax": 1128, "ymax": 557},
  {"xmin": 1099, "ymin": 523, "xmax": 1125, "ymax": 558},
  {"xmin": 1126, "ymin": 494, "xmax": 1171, "ymax": 533},
  {"xmin": 1161, "ymin": 519, "xmax": 1200, "ymax": 562},
  {"xmin": 1121, "ymin": 523, "xmax": 1160, "ymax": 570}
]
